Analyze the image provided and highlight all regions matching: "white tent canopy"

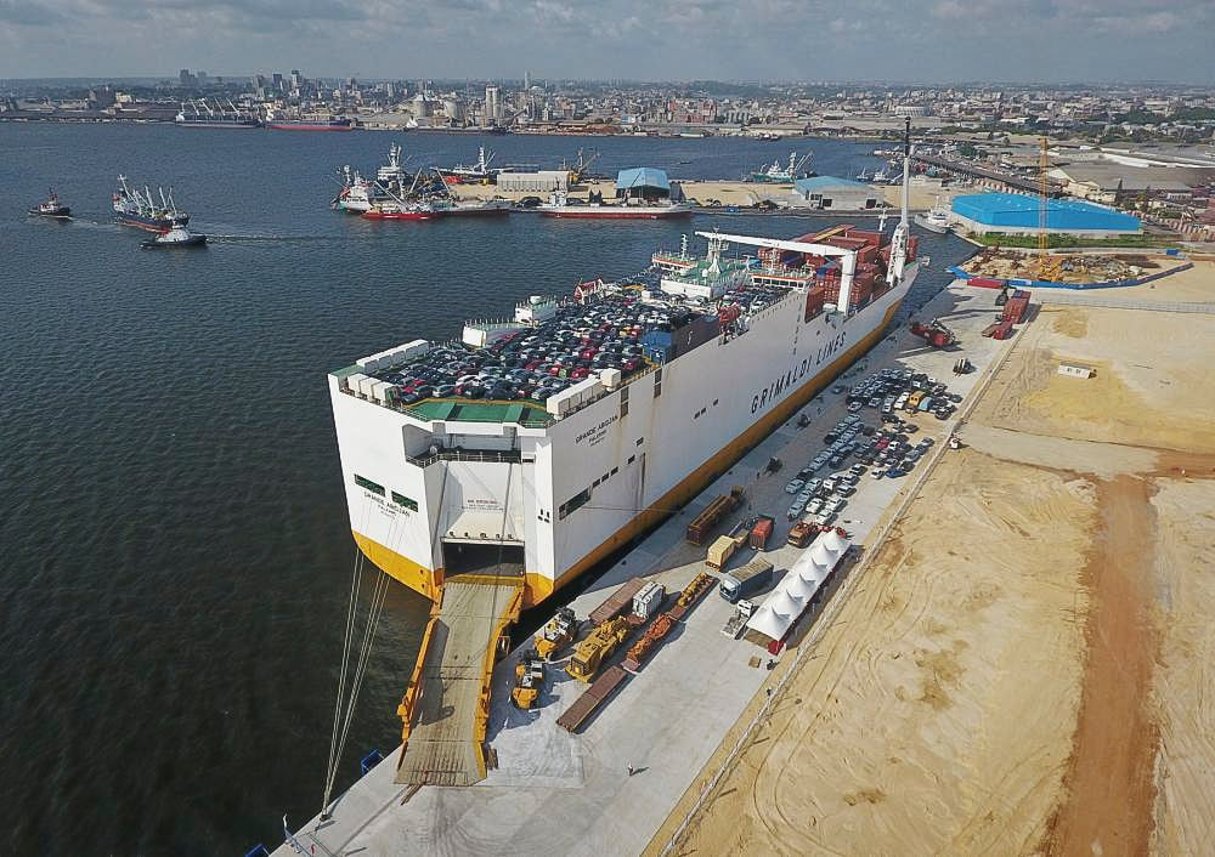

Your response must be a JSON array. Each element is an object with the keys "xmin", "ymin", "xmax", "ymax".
[{"xmin": 746, "ymin": 529, "xmax": 854, "ymax": 642}]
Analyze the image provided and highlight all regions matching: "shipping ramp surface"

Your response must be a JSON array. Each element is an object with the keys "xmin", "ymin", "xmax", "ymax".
[{"xmin": 396, "ymin": 578, "xmax": 522, "ymax": 787}]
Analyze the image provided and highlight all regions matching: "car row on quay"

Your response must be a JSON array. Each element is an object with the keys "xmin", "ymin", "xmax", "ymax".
[{"xmin": 782, "ymin": 366, "xmax": 962, "ymax": 523}]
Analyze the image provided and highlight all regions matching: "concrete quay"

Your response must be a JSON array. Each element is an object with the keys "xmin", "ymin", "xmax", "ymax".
[{"xmin": 274, "ymin": 277, "xmax": 1015, "ymax": 857}]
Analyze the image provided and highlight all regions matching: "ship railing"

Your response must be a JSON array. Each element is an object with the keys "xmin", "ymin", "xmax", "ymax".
[{"xmin": 406, "ymin": 448, "xmax": 525, "ymax": 467}]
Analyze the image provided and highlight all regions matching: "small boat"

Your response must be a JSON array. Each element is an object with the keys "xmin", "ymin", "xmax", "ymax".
[
  {"xmin": 29, "ymin": 188, "xmax": 71, "ymax": 219},
  {"xmin": 914, "ymin": 197, "xmax": 952, "ymax": 234},
  {"xmin": 141, "ymin": 226, "xmax": 207, "ymax": 248}
]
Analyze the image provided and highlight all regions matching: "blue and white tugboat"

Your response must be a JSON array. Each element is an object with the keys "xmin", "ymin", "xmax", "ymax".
[
  {"xmin": 140, "ymin": 226, "xmax": 207, "ymax": 249},
  {"xmin": 28, "ymin": 188, "xmax": 71, "ymax": 219}
]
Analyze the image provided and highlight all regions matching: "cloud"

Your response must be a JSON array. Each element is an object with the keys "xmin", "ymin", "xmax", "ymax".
[
  {"xmin": 0, "ymin": 0, "xmax": 64, "ymax": 25},
  {"xmin": 0, "ymin": 0, "xmax": 1210, "ymax": 82}
]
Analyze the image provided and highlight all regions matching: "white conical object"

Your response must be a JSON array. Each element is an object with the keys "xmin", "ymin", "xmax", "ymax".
[
  {"xmin": 810, "ymin": 541, "xmax": 834, "ymax": 567},
  {"xmin": 784, "ymin": 577, "xmax": 814, "ymax": 604},
  {"xmin": 797, "ymin": 561, "xmax": 829, "ymax": 587},
  {"xmin": 822, "ymin": 528, "xmax": 847, "ymax": 553},
  {"xmin": 771, "ymin": 592, "xmax": 800, "ymax": 618}
]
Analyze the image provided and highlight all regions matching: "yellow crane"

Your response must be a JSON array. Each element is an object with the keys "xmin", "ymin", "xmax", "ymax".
[{"xmin": 1038, "ymin": 137, "xmax": 1060, "ymax": 281}]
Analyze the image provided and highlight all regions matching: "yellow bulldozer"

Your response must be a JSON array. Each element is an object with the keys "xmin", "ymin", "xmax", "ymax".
[{"xmin": 566, "ymin": 617, "xmax": 631, "ymax": 683}]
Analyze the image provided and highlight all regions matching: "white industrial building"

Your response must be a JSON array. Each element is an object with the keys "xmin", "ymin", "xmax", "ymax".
[
  {"xmin": 496, "ymin": 171, "xmax": 570, "ymax": 193},
  {"xmin": 793, "ymin": 176, "xmax": 880, "ymax": 211}
]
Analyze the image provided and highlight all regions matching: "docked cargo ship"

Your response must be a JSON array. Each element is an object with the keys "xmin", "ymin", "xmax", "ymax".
[
  {"xmin": 327, "ymin": 130, "xmax": 919, "ymax": 785},
  {"xmin": 266, "ymin": 113, "xmax": 355, "ymax": 131},
  {"xmin": 174, "ymin": 99, "xmax": 261, "ymax": 129},
  {"xmin": 112, "ymin": 175, "xmax": 189, "ymax": 232},
  {"xmin": 330, "ymin": 143, "xmax": 919, "ymax": 613}
]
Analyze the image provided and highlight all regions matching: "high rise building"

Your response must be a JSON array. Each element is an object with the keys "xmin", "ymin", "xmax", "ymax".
[
  {"xmin": 485, "ymin": 85, "xmax": 502, "ymax": 126},
  {"xmin": 524, "ymin": 70, "xmax": 531, "ymax": 90}
]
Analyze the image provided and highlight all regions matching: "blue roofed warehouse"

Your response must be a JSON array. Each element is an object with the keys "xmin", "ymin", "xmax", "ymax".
[
  {"xmin": 616, "ymin": 168, "xmax": 677, "ymax": 202},
  {"xmin": 951, "ymin": 192, "xmax": 1141, "ymax": 237}
]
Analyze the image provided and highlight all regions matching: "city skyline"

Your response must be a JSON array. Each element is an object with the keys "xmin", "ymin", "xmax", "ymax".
[{"xmin": 1, "ymin": 0, "xmax": 1213, "ymax": 84}]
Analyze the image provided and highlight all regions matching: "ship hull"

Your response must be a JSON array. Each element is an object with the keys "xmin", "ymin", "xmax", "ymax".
[
  {"xmin": 330, "ymin": 262, "xmax": 916, "ymax": 609},
  {"xmin": 362, "ymin": 210, "xmax": 435, "ymax": 221},
  {"xmin": 539, "ymin": 206, "xmax": 692, "ymax": 220},
  {"xmin": 175, "ymin": 121, "xmax": 261, "ymax": 130},
  {"xmin": 267, "ymin": 121, "xmax": 354, "ymax": 132},
  {"xmin": 115, "ymin": 212, "xmax": 190, "ymax": 233}
]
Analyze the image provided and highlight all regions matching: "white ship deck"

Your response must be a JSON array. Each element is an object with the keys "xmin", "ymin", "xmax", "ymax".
[{"xmin": 275, "ymin": 281, "xmax": 1017, "ymax": 857}]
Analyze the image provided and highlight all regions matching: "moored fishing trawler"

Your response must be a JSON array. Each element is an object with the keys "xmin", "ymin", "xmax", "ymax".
[
  {"xmin": 326, "ymin": 126, "xmax": 921, "ymax": 790},
  {"xmin": 112, "ymin": 175, "xmax": 189, "ymax": 233}
]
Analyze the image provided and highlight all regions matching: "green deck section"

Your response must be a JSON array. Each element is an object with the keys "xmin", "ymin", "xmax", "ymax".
[{"xmin": 405, "ymin": 398, "xmax": 553, "ymax": 427}]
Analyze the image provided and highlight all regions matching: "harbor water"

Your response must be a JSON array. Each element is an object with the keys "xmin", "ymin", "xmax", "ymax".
[{"xmin": 0, "ymin": 123, "xmax": 973, "ymax": 856}]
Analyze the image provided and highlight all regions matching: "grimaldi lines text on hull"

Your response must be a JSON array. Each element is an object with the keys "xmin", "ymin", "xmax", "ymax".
[{"xmin": 327, "ymin": 226, "xmax": 919, "ymax": 612}]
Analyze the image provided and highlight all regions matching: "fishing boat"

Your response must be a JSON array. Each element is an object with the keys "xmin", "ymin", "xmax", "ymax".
[
  {"xmin": 140, "ymin": 226, "xmax": 207, "ymax": 248},
  {"xmin": 442, "ymin": 147, "xmax": 510, "ymax": 183},
  {"xmin": 362, "ymin": 201, "xmax": 437, "ymax": 221},
  {"xmin": 28, "ymin": 188, "xmax": 71, "ymax": 219},
  {"xmin": 429, "ymin": 198, "xmax": 512, "ymax": 217},
  {"xmin": 538, "ymin": 191, "xmax": 691, "ymax": 219},
  {"xmin": 332, "ymin": 166, "xmax": 377, "ymax": 214},
  {"xmin": 112, "ymin": 175, "xmax": 189, "ymax": 232},
  {"xmin": 749, "ymin": 151, "xmax": 813, "ymax": 183}
]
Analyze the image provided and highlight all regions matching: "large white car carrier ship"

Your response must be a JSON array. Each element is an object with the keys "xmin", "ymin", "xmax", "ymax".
[{"xmin": 326, "ymin": 131, "xmax": 920, "ymax": 788}]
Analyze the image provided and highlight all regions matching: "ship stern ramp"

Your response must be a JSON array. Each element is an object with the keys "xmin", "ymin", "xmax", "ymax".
[{"xmin": 395, "ymin": 576, "xmax": 523, "ymax": 786}]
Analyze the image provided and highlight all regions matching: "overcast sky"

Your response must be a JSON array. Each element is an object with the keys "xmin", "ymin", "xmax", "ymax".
[{"xmin": 0, "ymin": 0, "xmax": 1211, "ymax": 83}]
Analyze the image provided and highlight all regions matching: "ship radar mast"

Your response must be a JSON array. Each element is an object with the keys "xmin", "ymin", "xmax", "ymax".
[{"xmin": 887, "ymin": 117, "xmax": 912, "ymax": 286}]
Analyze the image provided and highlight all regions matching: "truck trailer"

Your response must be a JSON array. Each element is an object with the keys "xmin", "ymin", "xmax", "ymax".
[{"xmin": 719, "ymin": 558, "xmax": 775, "ymax": 604}]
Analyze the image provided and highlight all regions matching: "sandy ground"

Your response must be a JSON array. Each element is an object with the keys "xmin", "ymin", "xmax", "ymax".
[
  {"xmin": 970, "ymin": 303, "xmax": 1215, "ymax": 455},
  {"xmin": 650, "ymin": 450, "xmax": 1094, "ymax": 857},
  {"xmin": 1149, "ymin": 479, "xmax": 1215, "ymax": 857},
  {"xmin": 1046, "ymin": 258, "xmax": 1215, "ymax": 305},
  {"xmin": 452, "ymin": 178, "xmax": 949, "ymax": 211},
  {"xmin": 652, "ymin": 297, "xmax": 1215, "ymax": 857}
]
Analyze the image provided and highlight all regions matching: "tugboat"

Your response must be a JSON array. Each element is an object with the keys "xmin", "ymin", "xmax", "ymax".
[
  {"xmin": 28, "ymin": 188, "xmax": 71, "ymax": 219},
  {"xmin": 113, "ymin": 175, "xmax": 189, "ymax": 232},
  {"xmin": 140, "ymin": 226, "xmax": 207, "ymax": 249}
]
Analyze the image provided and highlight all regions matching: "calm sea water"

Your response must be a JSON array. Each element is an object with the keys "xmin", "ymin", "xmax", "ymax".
[{"xmin": 0, "ymin": 124, "xmax": 972, "ymax": 856}]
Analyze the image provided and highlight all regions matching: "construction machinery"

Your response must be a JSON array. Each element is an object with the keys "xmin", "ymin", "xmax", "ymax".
[
  {"xmin": 533, "ymin": 607, "xmax": 578, "ymax": 661},
  {"xmin": 909, "ymin": 318, "xmax": 957, "ymax": 349},
  {"xmin": 511, "ymin": 649, "xmax": 546, "ymax": 710},
  {"xmin": 623, "ymin": 612, "xmax": 677, "ymax": 670},
  {"xmin": 566, "ymin": 617, "xmax": 631, "ymax": 683}
]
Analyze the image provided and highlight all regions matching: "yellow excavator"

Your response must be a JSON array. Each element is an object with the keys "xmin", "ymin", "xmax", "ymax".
[
  {"xmin": 511, "ymin": 649, "xmax": 546, "ymax": 710},
  {"xmin": 534, "ymin": 607, "xmax": 579, "ymax": 661},
  {"xmin": 566, "ymin": 617, "xmax": 631, "ymax": 683}
]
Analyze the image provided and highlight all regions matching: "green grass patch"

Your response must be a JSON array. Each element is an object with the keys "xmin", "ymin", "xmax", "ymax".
[{"xmin": 971, "ymin": 232, "xmax": 1172, "ymax": 249}]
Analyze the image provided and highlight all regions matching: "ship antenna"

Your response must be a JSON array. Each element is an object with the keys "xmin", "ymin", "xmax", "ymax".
[
  {"xmin": 887, "ymin": 117, "xmax": 912, "ymax": 286},
  {"xmin": 900, "ymin": 116, "xmax": 911, "ymax": 228}
]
